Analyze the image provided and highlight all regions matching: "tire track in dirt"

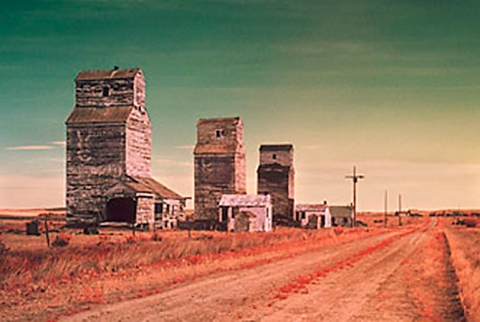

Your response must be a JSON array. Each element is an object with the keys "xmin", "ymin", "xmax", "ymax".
[
  {"xmin": 64, "ymin": 221, "xmax": 467, "ymax": 322},
  {"xmin": 258, "ymin": 229, "xmax": 427, "ymax": 321},
  {"xmin": 256, "ymin": 220, "xmax": 465, "ymax": 322},
  {"xmin": 62, "ymin": 231, "xmax": 398, "ymax": 322}
]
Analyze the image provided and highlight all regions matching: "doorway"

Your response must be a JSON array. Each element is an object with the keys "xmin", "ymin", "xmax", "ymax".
[{"xmin": 106, "ymin": 197, "xmax": 136, "ymax": 223}]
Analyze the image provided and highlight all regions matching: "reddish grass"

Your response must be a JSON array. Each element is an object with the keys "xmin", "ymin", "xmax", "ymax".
[
  {"xmin": 0, "ymin": 217, "xmax": 429, "ymax": 321},
  {"xmin": 444, "ymin": 225, "xmax": 480, "ymax": 321}
]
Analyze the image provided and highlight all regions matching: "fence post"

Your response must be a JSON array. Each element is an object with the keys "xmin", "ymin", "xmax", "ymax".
[{"xmin": 44, "ymin": 219, "xmax": 50, "ymax": 247}]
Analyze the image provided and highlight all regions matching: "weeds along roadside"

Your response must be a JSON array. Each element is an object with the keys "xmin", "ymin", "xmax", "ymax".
[
  {"xmin": 0, "ymin": 222, "xmax": 428, "ymax": 321},
  {"xmin": 0, "ymin": 226, "xmax": 394, "ymax": 291},
  {"xmin": 443, "ymin": 225, "xmax": 480, "ymax": 322}
]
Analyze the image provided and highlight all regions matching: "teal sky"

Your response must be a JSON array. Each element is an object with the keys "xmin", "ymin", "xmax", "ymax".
[{"xmin": 1, "ymin": 0, "xmax": 479, "ymax": 211}]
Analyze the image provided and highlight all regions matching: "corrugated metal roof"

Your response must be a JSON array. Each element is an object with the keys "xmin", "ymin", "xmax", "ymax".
[
  {"xmin": 296, "ymin": 204, "xmax": 328, "ymax": 212},
  {"xmin": 219, "ymin": 194, "xmax": 271, "ymax": 207},
  {"xmin": 330, "ymin": 206, "xmax": 354, "ymax": 218},
  {"xmin": 131, "ymin": 176, "xmax": 184, "ymax": 200},
  {"xmin": 76, "ymin": 68, "xmax": 141, "ymax": 81},
  {"xmin": 260, "ymin": 144, "xmax": 293, "ymax": 152},
  {"xmin": 66, "ymin": 107, "xmax": 133, "ymax": 124},
  {"xmin": 194, "ymin": 144, "xmax": 238, "ymax": 155}
]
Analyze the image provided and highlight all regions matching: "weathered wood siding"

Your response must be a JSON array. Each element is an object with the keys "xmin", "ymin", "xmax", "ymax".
[
  {"xmin": 257, "ymin": 145, "xmax": 295, "ymax": 218},
  {"xmin": 66, "ymin": 68, "xmax": 153, "ymax": 225},
  {"xmin": 126, "ymin": 108, "xmax": 151, "ymax": 177},
  {"xmin": 136, "ymin": 196, "xmax": 154, "ymax": 224},
  {"xmin": 75, "ymin": 72, "xmax": 145, "ymax": 108},
  {"xmin": 194, "ymin": 117, "xmax": 246, "ymax": 221},
  {"xmin": 66, "ymin": 125, "xmax": 126, "ymax": 222},
  {"xmin": 155, "ymin": 199, "xmax": 185, "ymax": 229}
]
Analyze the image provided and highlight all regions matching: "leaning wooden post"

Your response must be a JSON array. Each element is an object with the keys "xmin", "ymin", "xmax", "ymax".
[{"xmin": 44, "ymin": 219, "xmax": 50, "ymax": 247}]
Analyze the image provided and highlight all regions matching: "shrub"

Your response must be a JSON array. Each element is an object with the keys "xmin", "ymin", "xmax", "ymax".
[
  {"xmin": 52, "ymin": 234, "xmax": 71, "ymax": 247},
  {"xmin": 333, "ymin": 226, "xmax": 344, "ymax": 235},
  {"xmin": 0, "ymin": 234, "xmax": 8, "ymax": 257},
  {"xmin": 464, "ymin": 218, "xmax": 477, "ymax": 228},
  {"xmin": 151, "ymin": 233, "xmax": 162, "ymax": 242}
]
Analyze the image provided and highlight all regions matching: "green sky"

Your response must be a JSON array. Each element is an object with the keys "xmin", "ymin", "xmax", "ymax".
[{"xmin": 1, "ymin": 0, "xmax": 479, "ymax": 210}]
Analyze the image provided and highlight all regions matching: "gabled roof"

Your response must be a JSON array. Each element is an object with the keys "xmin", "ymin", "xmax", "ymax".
[
  {"xmin": 105, "ymin": 181, "xmax": 154, "ymax": 198},
  {"xmin": 296, "ymin": 204, "xmax": 328, "ymax": 212},
  {"xmin": 219, "ymin": 194, "xmax": 271, "ymax": 207},
  {"xmin": 124, "ymin": 181, "xmax": 153, "ymax": 193},
  {"xmin": 330, "ymin": 206, "xmax": 354, "ymax": 218},
  {"xmin": 131, "ymin": 176, "xmax": 184, "ymax": 200},
  {"xmin": 76, "ymin": 68, "xmax": 141, "ymax": 81},
  {"xmin": 66, "ymin": 107, "xmax": 133, "ymax": 125},
  {"xmin": 197, "ymin": 117, "xmax": 241, "ymax": 126}
]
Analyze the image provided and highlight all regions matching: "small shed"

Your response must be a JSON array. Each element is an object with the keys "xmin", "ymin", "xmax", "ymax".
[
  {"xmin": 219, "ymin": 194, "xmax": 273, "ymax": 232},
  {"xmin": 132, "ymin": 176, "xmax": 187, "ymax": 229},
  {"xmin": 295, "ymin": 204, "xmax": 332, "ymax": 229},
  {"xmin": 106, "ymin": 176, "xmax": 186, "ymax": 228},
  {"xmin": 330, "ymin": 206, "xmax": 354, "ymax": 227}
]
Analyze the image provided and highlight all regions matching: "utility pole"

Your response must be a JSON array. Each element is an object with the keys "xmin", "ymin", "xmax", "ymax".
[
  {"xmin": 384, "ymin": 190, "xmax": 388, "ymax": 228},
  {"xmin": 345, "ymin": 166, "xmax": 364, "ymax": 227},
  {"xmin": 398, "ymin": 194, "xmax": 402, "ymax": 226}
]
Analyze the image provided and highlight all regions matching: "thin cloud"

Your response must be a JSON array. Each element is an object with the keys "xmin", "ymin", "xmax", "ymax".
[
  {"xmin": 51, "ymin": 141, "xmax": 66, "ymax": 146},
  {"xmin": 6, "ymin": 145, "xmax": 54, "ymax": 151},
  {"xmin": 174, "ymin": 145, "xmax": 195, "ymax": 150}
]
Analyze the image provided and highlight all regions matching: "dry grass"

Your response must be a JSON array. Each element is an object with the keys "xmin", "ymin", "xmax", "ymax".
[
  {"xmin": 0, "ymin": 226, "xmax": 372, "ymax": 288},
  {"xmin": 0, "ymin": 228, "xmax": 377, "ymax": 320},
  {"xmin": 444, "ymin": 223, "xmax": 480, "ymax": 322},
  {"xmin": 357, "ymin": 212, "xmax": 424, "ymax": 228},
  {"xmin": 0, "ymin": 217, "xmax": 428, "ymax": 321}
]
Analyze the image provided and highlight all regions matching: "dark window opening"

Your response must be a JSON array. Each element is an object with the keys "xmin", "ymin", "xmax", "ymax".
[
  {"xmin": 155, "ymin": 203, "xmax": 163, "ymax": 214},
  {"xmin": 102, "ymin": 87, "xmax": 110, "ymax": 97},
  {"xmin": 231, "ymin": 208, "xmax": 236, "ymax": 219},
  {"xmin": 221, "ymin": 207, "xmax": 228, "ymax": 222},
  {"xmin": 272, "ymin": 154, "xmax": 277, "ymax": 160},
  {"xmin": 215, "ymin": 129, "xmax": 225, "ymax": 138}
]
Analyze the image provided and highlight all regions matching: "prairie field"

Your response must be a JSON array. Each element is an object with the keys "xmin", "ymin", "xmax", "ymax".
[{"xmin": 0, "ymin": 212, "xmax": 478, "ymax": 322}]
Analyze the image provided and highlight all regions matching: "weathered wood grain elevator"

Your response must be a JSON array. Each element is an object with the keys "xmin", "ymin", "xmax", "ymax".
[
  {"xmin": 194, "ymin": 117, "xmax": 246, "ymax": 224},
  {"xmin": 66, "ymin": 67, "xmax": 184, "ymax": 227},
  {"xmin": 257, "ymin": 144, "xmax": 295, "ymax": 219}
]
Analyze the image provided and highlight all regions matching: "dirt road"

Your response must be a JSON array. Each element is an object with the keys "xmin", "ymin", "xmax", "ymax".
[{"xmin": 64, "ymin": 221, "xmax": 465, "ymax": 321}]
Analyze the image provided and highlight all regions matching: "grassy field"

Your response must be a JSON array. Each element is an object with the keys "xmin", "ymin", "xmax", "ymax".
[
  {"xmin": 0, "ymin": 212, "xmax": 477, "ymax": 321},
  {"xmin": 0, "ymin": 217, "xmax": 397, "ymax": 321},
  {"xmin": 444, "ymin": 222, "xmax": 480, "ymax": 321}
]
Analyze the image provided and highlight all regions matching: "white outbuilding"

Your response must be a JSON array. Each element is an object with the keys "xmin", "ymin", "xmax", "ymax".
[
  {"xmin": 219, "ymin": 194, "xmax": 273, "ymax": 232},
  {"xmin": 295, "ymin": 203, "xmax": 332, "ymax": 229}
]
